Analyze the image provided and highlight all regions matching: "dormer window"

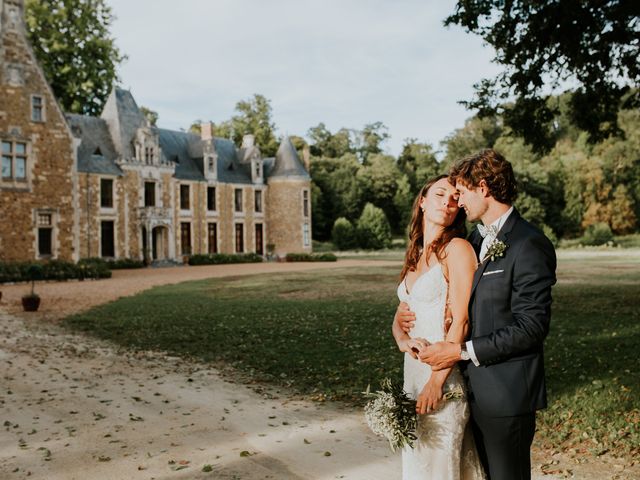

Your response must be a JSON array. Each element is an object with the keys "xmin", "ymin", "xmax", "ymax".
[
  {"xmin": 31, "ymin": 95, "xmax": 44, "ymax": 122},
  {"xmin": 208, "ymin": 156, "xmax": 215, "ymax": 172},
  {"xmin": 255, "ymin": 163, "xmax": 261, "ymax": 178},
  {"xmin": 144, "ymin": 146, "xmax": 155, "ymax": 165}
]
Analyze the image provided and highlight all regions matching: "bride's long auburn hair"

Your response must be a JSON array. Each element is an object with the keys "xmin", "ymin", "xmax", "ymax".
[{"xmin": 399, "ymin": 175, "xmax": 467, "ymax": 282}]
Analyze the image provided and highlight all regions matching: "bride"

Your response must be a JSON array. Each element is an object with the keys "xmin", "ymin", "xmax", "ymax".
[{"xmin": 392, "ymin": 175, "xmax": 485, "ymax": 480}]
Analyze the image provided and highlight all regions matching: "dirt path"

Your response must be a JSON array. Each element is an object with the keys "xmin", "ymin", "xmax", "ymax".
[{"xmin": 0, "ymin": 261, "xmax": 635, "ymax": 479}]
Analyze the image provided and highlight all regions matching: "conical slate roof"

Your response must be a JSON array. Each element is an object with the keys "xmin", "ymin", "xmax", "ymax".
[{"xmin": 269, "ymin": 137, "xmax": 310, "ymax": 180}]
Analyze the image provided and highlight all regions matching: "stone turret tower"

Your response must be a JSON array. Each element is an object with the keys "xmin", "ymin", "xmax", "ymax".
[
  {"xmin": 0, "ymin": 0, "xmax": 78, "ymax": 261},
  {"xmin": 265, "ymin": 137, "xmax": 312, "ymax": 255}
]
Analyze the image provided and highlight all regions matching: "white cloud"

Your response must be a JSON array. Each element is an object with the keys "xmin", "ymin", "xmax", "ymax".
[{"xmin": 107, "ymin": 0, "xmax": 501, "ymax": 154}]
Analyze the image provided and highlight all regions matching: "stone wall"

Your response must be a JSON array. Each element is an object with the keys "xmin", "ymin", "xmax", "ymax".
[
  {"xmin": 266, "ymin": 179, "xmax": 312, "ymax": 255},
  {"xmin": 0, "ymin": 0, "xmax": 77, "ymax": 262}
]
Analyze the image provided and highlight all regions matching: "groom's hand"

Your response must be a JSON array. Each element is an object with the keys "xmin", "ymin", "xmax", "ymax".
[
  {"xmin": 395, "ymin": 302, "xmax": 415, "ymax": 333},
  {"xmin": 419, "ymin": 342, "xmax": 460, "ymax": 370}
]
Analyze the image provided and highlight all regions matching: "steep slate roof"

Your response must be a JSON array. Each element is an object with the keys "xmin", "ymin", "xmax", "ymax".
[
  {"xmin": 72, "ymin": 87, "xmax": 308, "ymax": 184},
  {"xmin": 101, "ymin": 88, "xmax": 146, "ymax": 160},
  {"xmin": 213, "ymin": 137, "xmax": 253, "ymax": 184},
  {"xmin": 66, "ymin": 114, "xmax": 122, "ymax": 176},
  {"xmin": 155, "ymin": 128, "xmax": 204, "ymax": 181},
  {"xmin": 269, "ymin": 137, "xmax": 310, "ymax": 180}
]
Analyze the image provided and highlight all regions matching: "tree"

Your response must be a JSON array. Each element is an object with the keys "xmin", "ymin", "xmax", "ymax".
[
  {"xmin": 356, "ymin": 154, "xmax": 402, "ymax": 229},
  {"xmin": 25, "ymin": 0, "xmax": 126, "ymax": 115},
  {"xmin": 440, "ymin": 116, "xmax": 502, "ymax": 168},
  {"xmin": 356, "ymin": 122, "xmax": 390, "ymax": 162},
  {"xmin": 356, "ymin": 203, "xmax": 392, "ymax": 250},
  {"xmin": 331, "ymin": 217, "xmax": 357, "ymax": 250},
  {"xmin": 398, "ymin": 138, "xmax": 440, "ymax": 190},
  {"xmin": 307, "ymin": 123, "xmax": 354, "ymax": 158},
  {"xmin": 446, "ymin": 1, "xmax": 640, "ymax": 151},
  {"xmin": 230, "ymin": 94, "xmax": 279, "ymax": 156}
]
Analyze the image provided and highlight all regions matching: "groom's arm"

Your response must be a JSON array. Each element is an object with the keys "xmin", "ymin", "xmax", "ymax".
[{"xmin": 471, "ymin": 232, "xmax": 557, "ymax": 365}]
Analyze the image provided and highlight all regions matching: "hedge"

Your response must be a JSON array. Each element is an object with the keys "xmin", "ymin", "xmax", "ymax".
[
  {"xmin": 285, "ymin": 253, "xmax": 338, "ymax": 262},
  {"xmin": 0, "ymin": 259, "xmax": 111, "ymax": 284},
  {"xmin": 187, "ymin": 253, "xmax": 264, "ymax": 266}
]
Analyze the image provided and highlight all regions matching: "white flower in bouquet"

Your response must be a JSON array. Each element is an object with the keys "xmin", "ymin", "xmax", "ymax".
[{"xmin": 363, "ymin": 378, "xmax": 465, "ymax": 452}]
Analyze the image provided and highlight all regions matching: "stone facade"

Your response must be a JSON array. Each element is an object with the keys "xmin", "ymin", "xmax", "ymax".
[
  {"xmin": 0, "ymin": 0, "xmax": 78, "ymax": 262},
  {"xmin": 0, "ymin": 0, "xmax": 311, "ymax": 264}
]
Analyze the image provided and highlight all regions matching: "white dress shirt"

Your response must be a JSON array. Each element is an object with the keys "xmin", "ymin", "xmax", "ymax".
[{"xmin": 466, "ymin": 206, "xmax": 514, "ymax": 366}]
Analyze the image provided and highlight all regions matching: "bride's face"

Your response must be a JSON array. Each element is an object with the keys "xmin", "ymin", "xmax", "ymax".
[{"xmin": 420, "ymin": 178, "xmax": 460, "ymax": 227}]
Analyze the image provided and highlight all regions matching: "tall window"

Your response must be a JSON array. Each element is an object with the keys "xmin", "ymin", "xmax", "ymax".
[
  {"xmin": 31, "ymin": 95, "xmax": 44, "ymax": 122},
  {"xmin": 303, "ymin": 190, "xmax": 309, "ymax": 217},
  {"xmin": 255, "ymin": 224, "xmax": 263, "ymax": 255},
  {"xmin": 2, "ymin": 140, "xmax": 27, "ymax": 181},
  {"xmin": 207, "ymin": 223, "xmax": 218, "ymax": 254},
  {"xmin": 37, "ymin": 213, "xmax": 53, "ymax": 257},
  {"xmin": 234, "ymin": 188, "xmax": 243, "ymax": 212},
  {"xmin": 181, "ymin": 222, "xmax": 192, "ymax": 255},
  {"xmin": 180, "ymin": 184, "xmax": 190, "ymax": 210},
  {"xmin": 254, "ymin": 190, "xmax": 262, "ymax": 213},
  {"xmin": 144, "ymin": 182, "xmax": 156, "ymax": 207},
  {"xmin": 207, "ymin": 186, "xmax": 216, "ymax": 211},
  {"xmin": 235, "ymin": 223, "xmax": 244, "ymax": 253},
  {"xmin": 100, "ymin": 179, "xmax": 113, "ymax": 208},
  {"xmin": 101, "ymin": 221, "xmax": 115, "ymax": 257},
  {"xmin": 303, "ymin": 223, "xmax": 310, "ymax": 247},
  {"xmin": 144, "ymin": 146, "xmax": 155, "ymax": 164}
]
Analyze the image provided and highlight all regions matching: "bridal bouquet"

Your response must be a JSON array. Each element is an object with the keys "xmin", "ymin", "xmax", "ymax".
[{"xmin": 363, "ymin": 378, "xmax": 464, "ymax": 452}]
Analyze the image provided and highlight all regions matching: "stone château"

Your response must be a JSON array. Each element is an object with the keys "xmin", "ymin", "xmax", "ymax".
[{"xmin": 0, "ymin": 0, "xmax": 312, "ymax": 263}]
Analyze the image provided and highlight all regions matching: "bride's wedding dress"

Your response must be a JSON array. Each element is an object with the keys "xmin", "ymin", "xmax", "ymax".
[{"xmin": 398, "ymin": 263, "xmax": 486, "ymax": 480}]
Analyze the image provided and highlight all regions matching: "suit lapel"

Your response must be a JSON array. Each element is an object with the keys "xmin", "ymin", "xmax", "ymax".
[{"xmin": 470, "ymin": 208, "xmax": 520, "ymax": 297}]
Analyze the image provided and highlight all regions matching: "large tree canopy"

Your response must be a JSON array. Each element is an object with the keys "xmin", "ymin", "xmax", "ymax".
[
  {"xmin": 25, "ymin": 0, "xmax": 126, "ymax": 115},
  {"xmin": 446, "ymin": 0, "xmax": 640, "ymax": 151}
]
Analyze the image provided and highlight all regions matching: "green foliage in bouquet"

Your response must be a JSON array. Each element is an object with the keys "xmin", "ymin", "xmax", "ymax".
[{"xmin": 363, "ymin": 378, "xmax": 417, "ymax": 452}]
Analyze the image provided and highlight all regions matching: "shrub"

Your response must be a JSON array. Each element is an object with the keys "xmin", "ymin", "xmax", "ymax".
[
  {"xmin": 77, "ymin": 258, "xmax": 113, "ymax": 279},
  {"xmin": 106, "ymin": 258, "xmax": 145, "ymax": 269},
  {"xmin": 285, "ymin": 253, "xmax": 337, "ymax": 262},
  {"xmin": 356, "ymin": 203, "xmax": 392, "ymax": 250},
  {"xmin": 331, "ymin": 217, "xmax": 357, "ymax": 250},
  {"xmin": 188, "ymin": 253, "xmax": 264, "ymax": 266},
  {"xmin": 582, "ymin": 223, "xmax": 614, "ymax": 246}
]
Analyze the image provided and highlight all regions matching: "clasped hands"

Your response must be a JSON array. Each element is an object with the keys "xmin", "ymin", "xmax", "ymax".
[{"xmin": 395, "ymin": 302, "xmax": 461, "ymax": 371}]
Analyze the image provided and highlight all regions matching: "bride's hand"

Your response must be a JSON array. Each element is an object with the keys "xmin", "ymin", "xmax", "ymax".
[
  {"xmin": 416, "ymin": 378, "xmax": 444, "ymax": 415},
  {"xmin": 399, "ymin": 338, "xmax": 429, "ymax": 359}
]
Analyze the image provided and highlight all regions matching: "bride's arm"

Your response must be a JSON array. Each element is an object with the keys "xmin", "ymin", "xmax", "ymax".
[
  {"xmin": 443, "ymin": 238, "xmax": 477, "ymax": 345},
  {"xmin": 392, "ymin": 308, "xmax": 423, "ymax": 360},
  {"xmin": 416, "ymin": 239, "xmax": 476, "ymax": 414}
]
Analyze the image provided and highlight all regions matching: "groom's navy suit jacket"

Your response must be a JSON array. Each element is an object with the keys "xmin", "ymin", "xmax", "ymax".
[{"xmin": 463, "ymin": 209, "xmax": 557, "ymax": 418}]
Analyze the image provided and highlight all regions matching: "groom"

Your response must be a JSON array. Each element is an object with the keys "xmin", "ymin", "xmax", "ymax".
[{"xmin": 396, "ymin": 149, "xmax": 556, "ymax": 480}]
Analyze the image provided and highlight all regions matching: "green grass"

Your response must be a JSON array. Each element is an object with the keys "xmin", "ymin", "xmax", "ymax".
[{"xmin": 63, "ymin": 252, "xmax": 640, "ymax": 459}]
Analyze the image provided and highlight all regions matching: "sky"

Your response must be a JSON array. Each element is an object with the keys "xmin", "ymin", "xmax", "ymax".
[{"xmin": 106, "ymin": 0, "xmax": 502, "ymax": 157}]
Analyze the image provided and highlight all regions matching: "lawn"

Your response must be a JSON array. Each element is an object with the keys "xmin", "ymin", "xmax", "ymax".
[{"xmin": 64, "ymin": 251, "xmax": 640, "ymax": 459}]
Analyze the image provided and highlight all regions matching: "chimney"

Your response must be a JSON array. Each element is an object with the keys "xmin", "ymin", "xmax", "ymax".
[
  {"xmin": 242, "ymin": 134, "xmax": 255, "ymax": 149},
  {"xmin": 200, "ymin": 122, "xmax": 213, "ymax": 141},
  {"xmin": 302, "ymin": 144, "xmax": 311, "ymax": 172}
]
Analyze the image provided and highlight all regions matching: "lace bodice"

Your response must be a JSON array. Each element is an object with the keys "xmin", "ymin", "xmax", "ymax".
[{"xmin": 397, "ymin": 263, "xmax": 448, "ymax": 344}]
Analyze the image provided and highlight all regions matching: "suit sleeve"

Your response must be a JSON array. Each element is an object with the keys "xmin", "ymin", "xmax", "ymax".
[{"xmin": 472, "ymin": 232, "xmax": 557, "ymax": 365}]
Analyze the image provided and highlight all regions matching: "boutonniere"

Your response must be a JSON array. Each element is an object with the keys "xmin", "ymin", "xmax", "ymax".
[{"xmin": 480, "ymin": 239, "xmax": 508, "ymax": 264}]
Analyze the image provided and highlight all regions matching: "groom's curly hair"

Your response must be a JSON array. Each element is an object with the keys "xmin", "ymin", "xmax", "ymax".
[{"xmin": 449, "ymin": 149, "xmax": 518, "ymax": 204}]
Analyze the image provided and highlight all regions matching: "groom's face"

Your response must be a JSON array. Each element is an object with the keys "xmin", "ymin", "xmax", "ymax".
[{"xmin": 455, "ymin": 181, "xmax": 487, "ymax": 222}]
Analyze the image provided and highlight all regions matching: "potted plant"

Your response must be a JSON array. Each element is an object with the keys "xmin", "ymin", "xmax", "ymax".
[{"xmin": 22, "ymin": 264, "xmax": 43, "ymax": 312}]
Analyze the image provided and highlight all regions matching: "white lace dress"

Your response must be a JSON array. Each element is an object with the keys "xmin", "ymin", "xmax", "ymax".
[{"xmin": 398, "ymin": 263, "xmax": 486, "ymax": 480}]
